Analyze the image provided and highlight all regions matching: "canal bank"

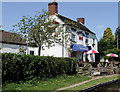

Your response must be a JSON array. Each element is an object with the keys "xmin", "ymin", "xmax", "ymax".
[
  {"xmin": 55, "ymin": 74, "xmax": 119, "ymax": 91},
  {"xmin": 80, "ymin": 78, "xmax": 120, "ymax": 92},
  {"xmin": 91, "ymin": 80, "xmax": 120, "ymax": 92}
]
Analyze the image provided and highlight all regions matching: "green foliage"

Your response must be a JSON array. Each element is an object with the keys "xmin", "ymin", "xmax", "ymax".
[
  {"xmin": 28, "ymin": 42, "xmax": 37, "ymax": 47},
  {"xmin": 0, "ymin": 29, "xmax": 4, "ymax": 32},
  {"xmin": 103, "ymin": 27, "xmax": 114, "ymax": 41},
  {"xmin": 0, "ymin": 47, "xmax": 1, "ymax": 50},
  {"xmin": 19, "ymin": 47, "xmax": 24, "ymax": 53},
  {"xmin": 104, "ymin": 48, "xmax": 120, "ymax": 61},
  {"xmin": 98, "ymin": 38, "xmax": 108, "ymax": 54},
  {"xmin": 12, "ymin": 9, "xmax": 70, "ymax": 56},
  {"xmin": 2, "ymin": 53, "xmax": 77, "ymax": 84},
  {"xmin": 98, "ymin": 38, "xmax": 114, "ymax": 54},
  {"xmin": 114, "ymin": 26, "xmax": 120, "ymax": 49},
  {"xmin": 98, "ymin": 27, "xmax": 115, "ymax": 54}
]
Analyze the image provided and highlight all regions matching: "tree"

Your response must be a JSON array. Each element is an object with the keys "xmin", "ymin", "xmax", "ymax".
[
  {"xmin": 103, "ymin": 27, "xmax": 114, "ymax": 41},
  {"xmin": 12, "ymin": 9, "xmax": 70, "ymax": 56},
  {"xmin": 98, "ymin": 27, "xmax": 115, "ymax": 54},
  {"xmin": 114, "ymin": 26, "xmax": 120, "ymax": 49},
  {"xmin": 103, "ymin": 27, "xmax": 114, "ymax": 49},
  {"xmin": 98, "ymin": 38, "xmax": 108, "ymax": 54}
]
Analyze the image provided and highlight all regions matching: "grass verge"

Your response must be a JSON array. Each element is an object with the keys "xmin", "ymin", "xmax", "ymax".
[
  {"xmin": 65, "ymin": 75, "xmax": 120, "ymax": 92},
  {"xmin": 2, "ymin": 74, "xmax": 91, "ymax": 91}
]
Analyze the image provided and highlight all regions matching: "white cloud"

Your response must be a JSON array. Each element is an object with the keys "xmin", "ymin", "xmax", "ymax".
[{"xmin": 96, "ymin": 25, "xmax": 105, "ymax": 30}]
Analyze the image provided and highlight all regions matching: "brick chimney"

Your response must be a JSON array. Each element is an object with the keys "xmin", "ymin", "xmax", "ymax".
[
  {"xmin": 77, "ymin": 18, "xmax": 85, "ymax": 25},
  {"xmin": 48, "ymin": 1, "xmax": 58, "ymax": 15}
]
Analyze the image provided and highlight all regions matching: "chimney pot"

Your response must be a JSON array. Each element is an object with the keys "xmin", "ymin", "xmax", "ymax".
[
  {"xmin": 48, "ymin": 1, "xmax": 58, "ymax": 15},
  {"xmin": 77, "ymin": 18, "xmax": 85, "ymax": 24}
]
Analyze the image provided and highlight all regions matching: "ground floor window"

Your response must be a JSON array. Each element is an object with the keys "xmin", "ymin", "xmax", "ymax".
[
  {"xmin": 87, "ymin": 46, "xmax": 91, "ymax": 50},
  {"xmin": 30, "ymin": 51, "xmax": 34, "ymax": 55}
]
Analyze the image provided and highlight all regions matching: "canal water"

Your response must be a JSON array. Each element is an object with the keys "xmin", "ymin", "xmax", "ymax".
[{"xmin": 91, "ymin": 80, "xmax": 120, "ymax": 92}]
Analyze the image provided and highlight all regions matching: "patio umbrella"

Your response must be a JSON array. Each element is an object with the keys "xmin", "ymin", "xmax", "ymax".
[
  {"xmin": 85, "ymin": 50, "xmax": 99, "ymax": 54},
  {"xmin": 106, "ymin": 53, "xmax": 118, "ymax": 57}
]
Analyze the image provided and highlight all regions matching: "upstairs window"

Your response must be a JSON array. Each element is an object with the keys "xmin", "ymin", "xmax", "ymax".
[
  {"xmin": 79, "ymin": 36, "xmax": 83, "ymax": 40},
  {"xmin": 85, "ymin": 32, "xmax": 89, "ymax": 44},
  {"xmin": 92, "ymin": 39, "xmax": 95, "ymax": 47},
  {"xmin": 67, "ymin": 28, "xmax": 72, "ymax": 32},
  {"xmin": 71, "ymin": 33, "xmax": 75, "ymax": 42},
  {"xmin": 85, "ymin": 32, "xmax": 89, "ymax": 38},
  {"xmin": 79, "ymin": 33, "xmax": 83, "ymax": 40},
  {"xmin": 85, "ymin": 39, "xmax": 88, "ymax": 43}
]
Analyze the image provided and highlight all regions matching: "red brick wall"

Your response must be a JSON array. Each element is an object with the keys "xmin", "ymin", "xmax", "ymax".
[
  {"xmin": 77, "ymin": 18, "xmax": 85, "ymax": 24},
  {"xmin": 48, "ymin": 2, "xmax": 58, "ymax": 15}
]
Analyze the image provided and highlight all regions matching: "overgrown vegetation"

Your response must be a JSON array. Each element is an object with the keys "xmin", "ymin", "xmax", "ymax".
[{"xmin": 2, "ymin": 53, "xmax": 77, "ymax": 84}]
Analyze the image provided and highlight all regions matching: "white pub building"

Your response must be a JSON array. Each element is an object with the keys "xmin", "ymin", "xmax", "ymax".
[
  {"xmin": 41, "ymin": 1, "xmax": 98, "ymax": 62},
  {"xmin": 0, "ymin": 1, "xmax": 99, "ymax": 63}
]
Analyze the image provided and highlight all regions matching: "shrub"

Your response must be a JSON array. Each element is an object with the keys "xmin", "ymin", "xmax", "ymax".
[
  {"xmin": 2, "ymin": 53, "xmax": 77, "ymax": 83},
  {"xmin": 19, "ymin": 47, "xmax": 24, "ymax": 53}
]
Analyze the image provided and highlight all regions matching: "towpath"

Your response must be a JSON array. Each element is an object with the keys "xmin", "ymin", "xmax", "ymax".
[{"xmin": 53, "ymin": 74, "xmax": 119, "ymax": 92}]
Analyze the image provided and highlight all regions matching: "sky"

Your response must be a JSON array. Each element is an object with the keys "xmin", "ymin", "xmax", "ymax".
[{"xmin": 2, "ymin": 1, "xmax": 118, "ymax": 40}]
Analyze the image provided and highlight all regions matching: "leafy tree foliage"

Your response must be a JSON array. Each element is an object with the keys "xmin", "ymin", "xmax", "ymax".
[
  {"xmin": 103, "ymin": 27, "xmax": 114, "ymax": 41},
  {"xmin": 114, "ymin": 26, "xmax": 120, "ymax": 49},
  {"xmin": 98, "ymin": 38, "xmax": 107, "ymax": 54},
  {"xmin": 12, "ymin": 10, "xmax": 70, "ymax": 56},
  {"xmin": 98, "ymin": 27, "xmax": 114, "ymax": 54}
]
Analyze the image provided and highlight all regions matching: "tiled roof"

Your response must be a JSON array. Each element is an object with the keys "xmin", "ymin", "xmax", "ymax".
[
  {"xmin": 57, "ymin": 14, "xmax": 95, "ymax": 35},
  {"xmin": 0, "ymin": 30, "xmax": 27, "ymax": 45}
]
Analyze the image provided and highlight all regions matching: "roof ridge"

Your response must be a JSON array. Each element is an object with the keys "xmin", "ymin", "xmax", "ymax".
[{"xmin": 57, "ymin": 14, "xmax": 95, "ymax": 35}]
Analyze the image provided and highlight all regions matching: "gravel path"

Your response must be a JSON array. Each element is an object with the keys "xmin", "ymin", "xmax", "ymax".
[{"xmin": 52, "ymin": 74, "xmax": 119, "ymax": 92}]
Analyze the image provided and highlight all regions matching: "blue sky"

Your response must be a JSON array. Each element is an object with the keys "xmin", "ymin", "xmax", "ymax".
[{"xmin": 2, "ymin": 2, "xmax": 118, "ymax": 40}]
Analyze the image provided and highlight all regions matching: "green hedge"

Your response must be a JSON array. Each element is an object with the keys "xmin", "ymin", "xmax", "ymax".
[{"xmin": 2, "ymin": 53, "xmax": 77, "ymax": 83}]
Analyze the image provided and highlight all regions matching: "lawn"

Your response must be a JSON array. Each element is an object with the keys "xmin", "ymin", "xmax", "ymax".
[
  {"xmin": 65, "ymin": 75, "xmax": 120, "ymax": 91},
  {"xmin": 2, "ymin": 74, "xmax": 91, "ymax": 91}
]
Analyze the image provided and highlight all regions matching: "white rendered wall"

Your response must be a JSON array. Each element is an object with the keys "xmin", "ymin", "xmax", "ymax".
[
  {"xmin": 27, "ymin": 47, "xmax": 38, "ymax": 55},
  {"xmin": 41, "ymin": 43, "xmax": 62, "ymax": 57},
  {"xmin": 0, "ymin": 43, "xmax": 39, "ymax": 56},
  {"xmin": 1, "ymin": 43, "xmax": 27, "ymax": 54}
]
